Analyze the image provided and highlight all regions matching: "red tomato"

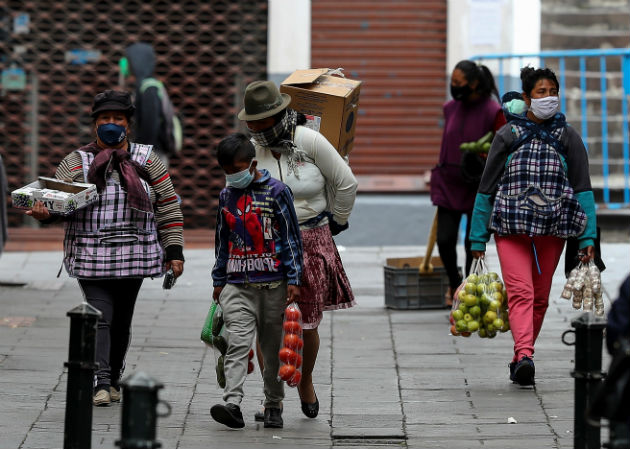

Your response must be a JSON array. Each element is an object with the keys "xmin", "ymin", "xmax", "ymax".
[
  {"xmin": 248, "ymin": 349, "xmax": 254, "ymax": 360},
  {"xmin": 283, "ymin": 320, "xmax": 302, "ymax": 334},
  {"xmin": 278, "ymin": 347, "xmax": 298, "ymax": 364},
  {"xmin": 287, "ymin": 370, "xmax": 302, "ymax": 387},
  {"xmin": 283, "ymin": 333, "xmax": 301, "ymax": 350},
  {"xmin": 278, "ymin": 364, "xmax": 296, "ymax": 381},
  {"xmin": 295, "ymin": 354, "xmax": 303, "ymax": 368},
  {"xmin": 247, "ymin": 361, "xmax": 254, "ymax": 374},
  {"xmin": 285, "ymin": 306, "xmax": 302, "ymax": 322}
]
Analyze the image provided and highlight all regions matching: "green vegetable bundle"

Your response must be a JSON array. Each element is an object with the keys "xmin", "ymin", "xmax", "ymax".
[{"xmin": 459, "ymin": 131, "xmax": 493, "ymax": 154}]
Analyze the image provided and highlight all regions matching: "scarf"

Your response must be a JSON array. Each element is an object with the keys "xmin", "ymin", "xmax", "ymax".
[
  {"xmin": 250, "ymin": 109, "xmax": 306, "ymax": 178},
  {"xmin": 83, "ymin": 142, "xmax": 153, "ymax": 213}
]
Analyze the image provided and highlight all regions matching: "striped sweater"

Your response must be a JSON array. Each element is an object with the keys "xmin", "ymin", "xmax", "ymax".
[{"xmin": 55, "ymin": 143, "xmax": 184, "ymax": 261}]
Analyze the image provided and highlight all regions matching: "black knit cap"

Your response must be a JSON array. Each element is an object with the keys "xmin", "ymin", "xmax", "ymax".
[{"xmin": 91, "ymin": 89, "xmax": 135, "ymax": 118}]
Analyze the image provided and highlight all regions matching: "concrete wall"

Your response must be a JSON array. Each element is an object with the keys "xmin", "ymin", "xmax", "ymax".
[
  {"xmin": 267, "ymin": 0, "xmax": 311, "ymax": 86},
  {"xmin": 447, "ymin": 0, "xmax": 541, "ymax": 93}
]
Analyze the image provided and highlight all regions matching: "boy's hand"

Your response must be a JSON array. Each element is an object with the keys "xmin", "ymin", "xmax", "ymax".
[
  {"xmin": 287, "ymin": 285, "xmax": 300, "ymax": 305},
  {"xmin": 25, "ymin": 201, "xmax": 51, "ymax": 221},
  {"xmin": 213, "ymin": 286, "xmax": 224, "ymax": 304}
]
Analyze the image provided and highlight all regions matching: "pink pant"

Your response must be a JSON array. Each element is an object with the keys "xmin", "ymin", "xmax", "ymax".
[{"xmin": 495, "ymin": 234, "xmax": 565, "ymax": 362}]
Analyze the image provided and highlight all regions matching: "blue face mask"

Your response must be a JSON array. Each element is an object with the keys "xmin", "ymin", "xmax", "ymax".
[
  {"xmin": 225, "ymin": 162, "xmax": 254, "ymax": 189},
  {"xmin": 97, "ymin": 123, "xmax": 127, "ymax": 147}
]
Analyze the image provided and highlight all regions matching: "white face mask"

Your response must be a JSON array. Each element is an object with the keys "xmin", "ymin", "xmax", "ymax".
[{"xmin": 529, "ymin": 96, "xmax": 559, "ymax": 120}]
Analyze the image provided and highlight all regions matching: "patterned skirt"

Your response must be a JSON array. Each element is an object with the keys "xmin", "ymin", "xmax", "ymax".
[{"xmin": 299, "ymin": 224, "xmax": 356, "ymax": 329}]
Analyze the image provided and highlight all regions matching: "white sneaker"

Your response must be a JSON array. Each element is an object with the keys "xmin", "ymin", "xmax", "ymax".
[
  {"xmin": 110, "ymin": 386, "xmax": 121, "ymax": 403},
  {"xmin": 93, "ymin": 389, "xmax": 111, "ymax": 406}
]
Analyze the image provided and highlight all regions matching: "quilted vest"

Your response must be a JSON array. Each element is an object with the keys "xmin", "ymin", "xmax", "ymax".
[
  {"xmin": 490, "ymin": 123, "xmax": 587, "ymax": 238},
  {"xmin": 63, "ymin": 143, "xmax": 164, "ymax": 278}
]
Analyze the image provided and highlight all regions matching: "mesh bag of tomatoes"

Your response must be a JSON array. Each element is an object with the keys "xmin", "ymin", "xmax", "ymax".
[
  {"xmin": 449, "ymin": 258, "xmax": 510, "ymax": 338},
  {"xmin": 201, "ymin": 301, "xmax": 255, "ymax": 389},
  {"xmin": 277, "ymin": 302, "xmax": 304, "ymax": 387}
]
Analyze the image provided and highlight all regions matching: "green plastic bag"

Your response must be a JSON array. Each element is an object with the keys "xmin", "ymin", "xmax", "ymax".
[{"xmin": 201, "ymin": 301, "xmax": 224, "ymax": 346}]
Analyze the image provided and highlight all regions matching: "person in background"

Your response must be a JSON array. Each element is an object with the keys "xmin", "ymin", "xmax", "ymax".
[
  {"xmin": 26, "ymin": 90, "xmax": 185, "ymax": 406},
  {"xmin": 124, "ymin": 42, "xmax": 171, "ymax": 166},
  {"xmin": 606, "ymin": 275, "xmax": 630, "ymax": 355},
  {"xmin": 470, "ymin": 67, "xmax": 597, "ymax": 386},
  {"xmin": 430, "ymin": 60, "xmax": 506, "ymax": 306},
  {"xmin": 238, "ymin": 80, "xmax": 357, "ymax": 420},
  {"xmin": 211, "ymin": 133, "xmax": 303, "ymax": 429}
]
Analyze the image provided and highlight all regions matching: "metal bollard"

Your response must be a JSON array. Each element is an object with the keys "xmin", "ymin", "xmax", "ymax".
[
  {"xmin": 63, "ymin": 303, "xmax": 102, "ymax": 449},
  {"xmin": 115, "ymin": 372, "xmax": 171, "ymax": 449},
  {"xmin": 562, "ymin": 312, "xmax": 607, "ymax": 449}
]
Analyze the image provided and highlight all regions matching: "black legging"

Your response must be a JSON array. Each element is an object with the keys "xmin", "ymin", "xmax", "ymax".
[
  {"xmin": 78, "ymin": 278, "xmax": 143, "ymax": 390},
  {"xmin": 436, "ymin": 206, "xmax": 473, "ymax": 291}
]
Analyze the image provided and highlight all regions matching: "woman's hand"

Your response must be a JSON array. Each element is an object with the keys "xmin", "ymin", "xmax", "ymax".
[
  {"xmin": 287, "ymin": 285, "xmax": 301, "ymax": 305},
  {"xmin": 165, "ymin": 260, "xmax": 184, "ymax": 278},
  {"xmin": 471, "ymin": 250, "xmax": 485, "ymax": 260},
  {"xmin": 25, "ymin": 201, "xmax": 51, "ymax": 221},
  {"xmin": 578, "ymin": 245, "xmax": 595, "ymax": 264}
]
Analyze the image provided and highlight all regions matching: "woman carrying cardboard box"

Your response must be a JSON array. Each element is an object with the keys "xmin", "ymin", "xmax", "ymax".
[
  {"xmin": 26, "ymin": 89, "xmax": 185, "ymax": 406},
  {"xmin": 238, "ymin": 80, "xmax": 358, "ymax": 420}
]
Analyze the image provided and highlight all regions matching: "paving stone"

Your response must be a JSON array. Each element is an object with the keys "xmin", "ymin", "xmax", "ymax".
[{"xmin": 0, "ymin": 245, "xmax": 627, "ymax": 448}]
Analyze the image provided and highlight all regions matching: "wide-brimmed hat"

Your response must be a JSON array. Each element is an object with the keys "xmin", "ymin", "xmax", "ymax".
[
  {"xmin": 238, "ymin": 80, "xmax": 291, "ymax": 121},
  {"xmin": 91, "ymin": 89, "xmax": 135, "ymax": 118}
]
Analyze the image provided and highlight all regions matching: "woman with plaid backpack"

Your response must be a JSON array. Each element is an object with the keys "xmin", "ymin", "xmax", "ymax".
[
  {"xmin": 26, "ymin": 90, "xmax": 185, "ymax": 406},
  {"xmin": 469, "ymin": 67, "xmax": 597, "ymax": 386}
]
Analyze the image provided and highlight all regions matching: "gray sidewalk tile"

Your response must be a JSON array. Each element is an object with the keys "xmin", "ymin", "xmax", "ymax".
[{"xmin": 0, "ymin": 243, "xmax": 627, "ymax": 448}]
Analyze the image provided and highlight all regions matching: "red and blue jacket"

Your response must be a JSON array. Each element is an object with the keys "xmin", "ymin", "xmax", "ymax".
[{"xmin": 212, "ymin": 170, "xmax": 303, "ymax": 286}]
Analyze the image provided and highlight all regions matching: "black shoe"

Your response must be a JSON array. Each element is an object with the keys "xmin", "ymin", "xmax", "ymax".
[
  {"xmin": 509, "ymin": 361, "xmax": 517, "ymax": 382},
  {"xmin": 255, "ymin": 404, "xmax": 282, "ymax": 422},
  {"xmin": 264, "ymin": 407, "xmax": 283, "ymax": 428},
  {"xmin": 513, "ymin": 356, "xmax": 535, "ymax": 386},
  {"xmin": 301, "ymin": 395, "xmax": 319, "ymax": 419},
  {"xmin": 210, "ymin": 403, "xmax": 245, "ymax": 429}
]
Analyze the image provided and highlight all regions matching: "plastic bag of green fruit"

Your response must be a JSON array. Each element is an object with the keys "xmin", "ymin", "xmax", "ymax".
[{"xmin": 449, "ymin": 258, "xmax": 510, "ymax": 338}]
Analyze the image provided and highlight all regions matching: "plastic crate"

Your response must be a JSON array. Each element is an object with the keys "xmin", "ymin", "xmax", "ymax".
[{"xmin": 384, "ymin": 256, "xmax": 449, "ymax": 310}]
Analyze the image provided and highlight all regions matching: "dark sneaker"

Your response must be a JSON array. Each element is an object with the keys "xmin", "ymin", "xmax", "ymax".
[
  {"xmin": 264, "ymin": 407, "xmax": 283, "ymax": 428},
  {"xmin": 210, "ymin": 403, "xmax": 245, "ymax": 429},
  {"xmin": 254, "ymin": 410, "xmax": 264, "ymax": 422},
  {"xmin": 509, "ymin": 361, "xmax": 517, "ymax": 382},
  {"xmin": 514, "ymin": 356, "xmax": 535, "ymax": 386}
]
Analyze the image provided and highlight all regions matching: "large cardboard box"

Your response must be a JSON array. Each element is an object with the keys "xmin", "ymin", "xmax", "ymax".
[
  {"xmin": 11, "ymin": 177, "xmax": 98, "ymax": 215},
  {"xmin": 280, "ymin": 68, "xmax": 361, "ymax": 157}
]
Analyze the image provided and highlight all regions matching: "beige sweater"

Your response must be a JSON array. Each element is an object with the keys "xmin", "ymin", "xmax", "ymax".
[{"xmin": 253, "ymin": 126, "xmax": 358, "ymax": 225}]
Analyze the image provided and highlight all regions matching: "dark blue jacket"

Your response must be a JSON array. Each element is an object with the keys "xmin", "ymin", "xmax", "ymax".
[
  {"xmin": 212, "ymin": 170, "xmax": 303, "ymax": 286},
  {"xmin": 606, "ymin": 275, "xmax": 630, "ymax": 355}
]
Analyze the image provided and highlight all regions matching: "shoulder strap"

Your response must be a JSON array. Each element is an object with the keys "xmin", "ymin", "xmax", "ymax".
[
  {"xmin": 508, "ymin": 118, "xmax": 566, "ymax": 157},
  {"xmin": 75, "ymin": 150, "xmax": 93, "ymax": 182},
  {"xmin": 140, "ymin": 78, "xmax": 164, "ymax": 98}
]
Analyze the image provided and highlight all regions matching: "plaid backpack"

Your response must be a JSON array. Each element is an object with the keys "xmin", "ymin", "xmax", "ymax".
[{"xmin": 491, "ymin": 115, "xmax": 587, "ymax": 238}]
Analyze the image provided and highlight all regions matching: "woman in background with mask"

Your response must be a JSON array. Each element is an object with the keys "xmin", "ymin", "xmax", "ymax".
[
  {"xmin": 469, "ymin": 67, "xmax": 596, "ymax": 385},
  {"xmin": 26, "ymin": 90, "xmax": 185, "ymax": 406},
  {"xmin": 430, "ymin": 60, "xmax": 506, "ymax": 306}
]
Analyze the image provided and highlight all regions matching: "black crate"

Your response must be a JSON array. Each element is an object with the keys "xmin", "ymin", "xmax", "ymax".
[{"xmin": 383, "ymin": 257, "xmax": 449, "ymax": 310}]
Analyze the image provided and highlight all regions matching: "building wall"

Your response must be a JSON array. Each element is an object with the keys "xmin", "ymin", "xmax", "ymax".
[
  {"xmin": 311, "ymin": 0, "xmax": 448, "ymax": 177},
  {"xmin": 0, "ymin": 0, "xmax": 268, "ymax": 229}
]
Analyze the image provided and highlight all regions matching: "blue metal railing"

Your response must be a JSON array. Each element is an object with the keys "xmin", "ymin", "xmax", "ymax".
[{"xmin": 471, "ymin": 48, "xmax": 630, "ymax": 209}]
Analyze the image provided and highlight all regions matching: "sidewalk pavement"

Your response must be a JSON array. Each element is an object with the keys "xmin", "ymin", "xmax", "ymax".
[{"xmin": 0, "ymin": 242, "xmax": 627, "ymax": 449}]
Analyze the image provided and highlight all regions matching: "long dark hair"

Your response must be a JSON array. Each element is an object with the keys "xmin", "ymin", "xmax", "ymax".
[
  {"xmin": 455, "ymin": 60, "xmax": 499, "ymax": 100},
  {"xmin": 520, "ymin": 66, "xmax": 559, "ymax": 96}
]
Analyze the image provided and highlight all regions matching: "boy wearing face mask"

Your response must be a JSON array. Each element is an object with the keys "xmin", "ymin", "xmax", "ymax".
[
  {"xmin": 469, "ymin": 67, "xmax": 597, "ymax": 386},
  {"xmin": 211, "ymin": 133, "xmax": 303, "ymax": 429}
]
